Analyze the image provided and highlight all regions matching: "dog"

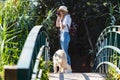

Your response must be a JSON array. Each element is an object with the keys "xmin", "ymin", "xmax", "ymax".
[{"xmin": 53, "ymin": 49, "xmax": 72, "ymax": 73}]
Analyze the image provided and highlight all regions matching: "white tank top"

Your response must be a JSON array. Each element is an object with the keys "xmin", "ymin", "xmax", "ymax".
[{"xmin": 60, "ymin": 14, "xmax": 72, "ymax": 32}]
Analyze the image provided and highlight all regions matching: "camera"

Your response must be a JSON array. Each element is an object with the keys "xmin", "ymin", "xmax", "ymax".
[{"xmin": 56, "ymin": 12, "xmax": 60, "ymax": 15}]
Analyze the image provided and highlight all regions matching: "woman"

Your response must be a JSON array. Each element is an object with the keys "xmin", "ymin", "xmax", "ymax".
[{"xmin": 56, "ymin": 5, "xmax": 71, "ymax": 65}]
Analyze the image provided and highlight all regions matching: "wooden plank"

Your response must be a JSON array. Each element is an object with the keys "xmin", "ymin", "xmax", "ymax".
[
  {"xmin": 4, "ymin": 65, "xmax": 17, "ymax": 80},
  {"xmin": 49, "ymin": 73, "xmax": 106, "ymax": 80}
]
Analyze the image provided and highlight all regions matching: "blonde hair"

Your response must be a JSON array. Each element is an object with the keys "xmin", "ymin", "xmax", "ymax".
[{"xmin": 61, "ymin": 10, "xmax": 68, "ymax": 17}]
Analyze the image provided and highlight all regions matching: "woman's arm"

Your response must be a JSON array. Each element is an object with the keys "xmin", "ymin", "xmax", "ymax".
[
  {"xmin": 56, "ymin": 16, "xmax": 60, "ymax": 27},
  {"xmin": 59, "ymin": 14, "xmax": 65, "ymax": 29},
  {"xmin": 60, "ymin": 20, "xmax": 65, "ymax": 29}
]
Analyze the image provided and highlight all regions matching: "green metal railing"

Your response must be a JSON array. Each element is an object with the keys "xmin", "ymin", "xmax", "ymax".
[
  {"xmin": 94, "ymin": 25, "xmax": 120, "ymax": 74},
  {"xmin": 4, "ymin": 25, "xmax": 50, "ymax": 80},
  {"xmin": 17, "ymin": 25, "xmax": 50, "ymax": 80},
  {"xmin": 31, "ymin": 45, "xmax": 50, "ymax": 80}
]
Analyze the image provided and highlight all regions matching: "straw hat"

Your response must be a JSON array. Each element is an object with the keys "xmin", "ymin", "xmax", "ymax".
[{"xmin": 57, "ymin": 6, "xmax": 68, "ymax": 12}]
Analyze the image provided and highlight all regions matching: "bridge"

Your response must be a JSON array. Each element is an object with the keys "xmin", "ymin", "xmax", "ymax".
[{"xmin": 4, "ymin": 25, "xmax": 120, "ymax": 80}]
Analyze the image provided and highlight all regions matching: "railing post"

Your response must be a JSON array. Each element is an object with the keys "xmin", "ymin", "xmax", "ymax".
[{"xmin": 59, "ymin": 73, "xmax": 64, "ymax": 80}]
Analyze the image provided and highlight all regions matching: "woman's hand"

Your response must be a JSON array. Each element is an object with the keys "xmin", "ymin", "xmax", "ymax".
[{"xmin": 56, "ymin": 11, "xmax": 65, "ymax": 29}]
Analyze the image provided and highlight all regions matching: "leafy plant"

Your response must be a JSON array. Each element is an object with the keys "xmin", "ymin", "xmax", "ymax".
[
  {"xmin": 39, "ymin": 57, "xmax": 52, "ymax": 80},
  {"xmin": 106, "ymin": 53, "xmax": 120, "ymax": 80}
]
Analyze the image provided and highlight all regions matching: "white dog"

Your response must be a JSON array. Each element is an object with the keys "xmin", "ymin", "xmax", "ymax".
[{"xmin": 53, "ymin": 49, "xmax": 72, "ymax": 73}]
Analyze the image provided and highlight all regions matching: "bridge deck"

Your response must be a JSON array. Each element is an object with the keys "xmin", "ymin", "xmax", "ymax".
[{"xmin": 49, "ymin": 73, "xmax": 106, "ymax": 80}]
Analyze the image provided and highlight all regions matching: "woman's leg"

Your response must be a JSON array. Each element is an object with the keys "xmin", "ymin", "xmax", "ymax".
[{"xmin": 60, "ymin": 32, "xmax": 71, "ymax": 65}]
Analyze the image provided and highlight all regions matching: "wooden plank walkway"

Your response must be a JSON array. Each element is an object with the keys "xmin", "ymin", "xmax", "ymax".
[{"xmin": 49, "ymin": 73, "xmax": 106, "ymax": 80}]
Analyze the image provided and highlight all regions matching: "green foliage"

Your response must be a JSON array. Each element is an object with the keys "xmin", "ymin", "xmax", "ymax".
[
  {"xmin": 39, "ymin": 57, "xmax": 52, "ymax": 80},
  {"xmin": 42, "ymin": 8, "xmax": 56, "ymax": 29},
  {"xmin": 0, "ymin": 0, "xmax": 22, "ymax": 72},
  {"xmin": 107, "ymin": 53, "xmax": 120, "ymax": 80},
  {"xmin": 107, "ymin": 66, "xmax": 118, "ymax": 80}
]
